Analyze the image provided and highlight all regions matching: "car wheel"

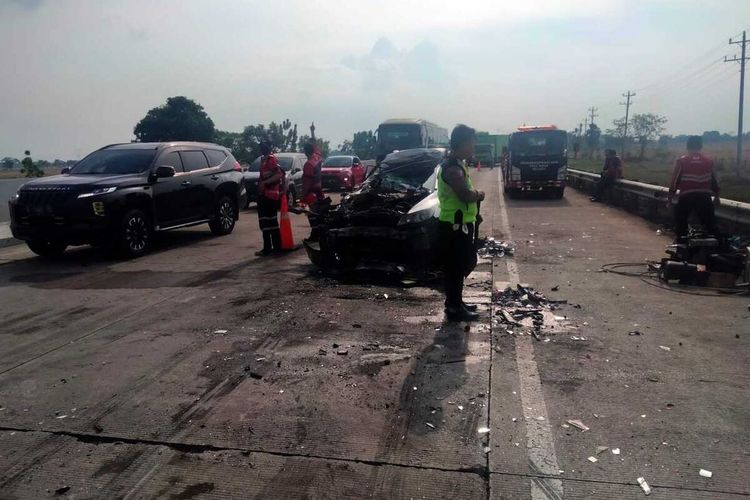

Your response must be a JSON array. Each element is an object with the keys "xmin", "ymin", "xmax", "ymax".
[
  {"xmin": 27, "ymin": 239, "xmax": 67, "ymax": 258},
  {"xmin": 119, "ymin": 209, "xmax": 152, "ymax": 257},
  {"xmin": 209, "ymin": 195, "xmax": 236, "ymax": 235}
]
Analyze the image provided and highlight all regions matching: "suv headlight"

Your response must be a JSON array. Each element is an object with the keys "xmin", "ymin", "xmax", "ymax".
[{"xmin": 77, "ymin": 187, "xmax": 117, "ymax": 198}]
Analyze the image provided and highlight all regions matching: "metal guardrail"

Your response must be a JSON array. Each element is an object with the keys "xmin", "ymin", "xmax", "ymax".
[{"xmin": 567, "ymin": 168, "xmax": 750, "ymax": 233}]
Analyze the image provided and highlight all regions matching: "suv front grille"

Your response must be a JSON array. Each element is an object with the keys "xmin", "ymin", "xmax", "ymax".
[{"xmin": 17, "ymin": 188, "xmax": 78, "ymax": 216}]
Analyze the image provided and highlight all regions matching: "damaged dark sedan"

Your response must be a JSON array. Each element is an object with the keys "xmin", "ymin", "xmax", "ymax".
[{"xmin": 304, "ymin": 148, "xmax": 445, "ymax": 277}]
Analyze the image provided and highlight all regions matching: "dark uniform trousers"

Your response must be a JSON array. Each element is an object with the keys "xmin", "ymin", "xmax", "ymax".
[
  {"xmin": 438, "ymin": 220, "xmax": 476, "ymax": 308},
  {"xmin": 258, "ymin": 196, "xmax": 281, "ymax": 251}
]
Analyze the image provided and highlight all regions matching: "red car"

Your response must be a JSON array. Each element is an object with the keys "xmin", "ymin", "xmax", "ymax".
[{"xmin": 320, "ymin": 155, "xmax": 365, "ymax": 191}]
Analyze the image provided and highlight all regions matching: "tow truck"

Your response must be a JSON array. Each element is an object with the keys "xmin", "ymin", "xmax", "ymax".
[{"xmin": 503, "ymin": 125, "xmax": 568, "ymax": 199}]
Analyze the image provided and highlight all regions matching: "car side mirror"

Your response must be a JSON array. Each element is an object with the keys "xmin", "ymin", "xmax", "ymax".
[
  {"xmin": 154, "ymin": 165, "xmax": 175, "ymax": 178},
  {"xmin": 61, "ymin": 167, "xmax": 71, "ymax": 174}
]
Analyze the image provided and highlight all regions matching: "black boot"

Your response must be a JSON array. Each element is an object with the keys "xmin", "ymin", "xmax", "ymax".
[{"xmin": 445, "ymin": 305, "xmax": 480, "ymax": 322}]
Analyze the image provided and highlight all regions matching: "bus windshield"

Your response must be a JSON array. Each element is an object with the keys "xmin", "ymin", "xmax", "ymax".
[
  {"xmin": 510, "ymin": 131, "xmax": 566, "ymax": 157},
  {"xmin": 378, "ymin": 124, "xmax": 422, "ymax": 153}
]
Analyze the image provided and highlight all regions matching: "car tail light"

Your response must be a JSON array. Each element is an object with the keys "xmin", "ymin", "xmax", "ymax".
[{"xmin": 234, "ymin": 161, "xmax": 242, "ymax": 172}]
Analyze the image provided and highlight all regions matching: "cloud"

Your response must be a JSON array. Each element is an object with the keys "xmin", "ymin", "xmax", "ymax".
[
  {"xmin": 341, "ymin": 37, "xmax": 449, "ymax": 92},
  {"xmin": 4, "ymin": 0, "xmax": 44, "ymax": 10}
]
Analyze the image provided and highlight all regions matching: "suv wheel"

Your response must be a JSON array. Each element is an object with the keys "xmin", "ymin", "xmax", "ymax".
[
  {"xmin": 119, "ymin": 209, "xmax": 152, "ymax": 257},
  {"xmin": 27, "ymin": 239, "xmax": 67, "ymax": 258},
  {"xmin": 209, "ymin": 196, "xmax": 236, "ymax": 235}
]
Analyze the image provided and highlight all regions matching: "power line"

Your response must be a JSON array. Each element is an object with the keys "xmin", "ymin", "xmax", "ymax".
[{"xmin": 725, "ymin": 30, "xmax": 749, "ymax": 175}]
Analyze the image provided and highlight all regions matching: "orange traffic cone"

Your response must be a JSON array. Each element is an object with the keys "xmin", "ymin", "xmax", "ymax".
[{"xmin": 279, "ymin": 195, "xmax": 295, "ymax": 250}]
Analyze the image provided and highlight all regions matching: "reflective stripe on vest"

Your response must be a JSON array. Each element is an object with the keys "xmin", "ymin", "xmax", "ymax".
[{"xmin": 437, "ymin": 161, "xmax": 478, "ymax": 224}]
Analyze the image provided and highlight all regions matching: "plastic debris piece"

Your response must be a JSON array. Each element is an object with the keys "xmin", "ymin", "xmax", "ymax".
[
  {"xmin": 214, "ymin": 329, "xmax": 228, "ymax": 334},
  {"xmin": 457, "ymin": 405, "xmax": 464, "ymax": 410},
  {"xmin": 425, "ymin": 422, "xmax": 435, "ymax": 429},
  {"xmin": 612, "ymin": 448, "xmax": 621, "ymax": 455},
  {"xmin": 699, "ymin": 469, "xmax": 713, "ymax": 478},
  {"xmin": 512, "ymin": 418, "xmax": 517, "ymax": 422},
  {"xmin": 56, "ymin": 415, "xmax": 68, "ymax": 419},
  {"xmin": 567, "ymin": 419, "xmax": 590, "ymax": 432},
  {"xmin": 483, "ymin": 446, "xmax": 492, "ymax": 454},
  {"xmin": 383, "ymin": 294, "xmax": 389, "ymax": 299},
  {"xmin": 477, "ymin": 426, "xmax": 490, "ymax": 434},
  {"xmin": 659, "ymin": 345, "xmax": 671, "ymax": 351},
  {"xmin": 588, "ymin": 456, "xmax": 598, "ymax": 463},
  {"xmin": 596, "ymin": 446, "xmax": 609, "ymax": 455},
  {"xmin": 637, "ymin": 477, "xmax": 651, "ymax": 496}
]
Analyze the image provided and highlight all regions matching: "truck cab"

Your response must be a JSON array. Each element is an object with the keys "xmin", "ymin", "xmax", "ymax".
[{"xmin": 503, "ymin": 126, "xmax": 567, "ymax": 199}]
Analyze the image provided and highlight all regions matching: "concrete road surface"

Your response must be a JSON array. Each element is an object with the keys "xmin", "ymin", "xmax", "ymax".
[{"xmin": 0, "ymin": 170, "xmax": 747, "ymax": 499}]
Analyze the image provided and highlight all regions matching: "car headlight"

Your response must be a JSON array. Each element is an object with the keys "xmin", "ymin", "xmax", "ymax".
[
  {"xmin": 398, "ymin": 209, "xmax": 435, "ymax": 226},
  {"xmin": 77, "ymin": 186, "xmax": 117, "ymax": 198}
]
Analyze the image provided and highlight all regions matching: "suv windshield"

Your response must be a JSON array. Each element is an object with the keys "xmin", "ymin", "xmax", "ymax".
[
  {"xmin": 322, "ymin": 157, "xmax": 352, "ymax": 168},
  {"xmin": 71, "ymin": 149, "xmax": 156, "ymax": 175},
  {"xmin": 371, "ymin": 159, "xmax": 439, "ymax": 192},
  {"xmin": 248, "ymin": 156, "xmax": 295, "ymax": 172},
  {"xmin": 510, "ymin": 131, "xmax": 566, "ymax": 157}
]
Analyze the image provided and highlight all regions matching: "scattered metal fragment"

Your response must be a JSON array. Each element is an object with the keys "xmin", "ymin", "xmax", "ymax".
[
  {"xmin": 637, "ymin": 477, "xmax": 651, "ymax": 496},
  {"xmin": 477, "ymin": 426, "xmax": 490, "ymax": 434},
  {"xmin": 213, "ymin": 329, "xmax": 228, "ymax": 334},
  {"xmin": 612, "ymin": 448, "xmax": 621, "ymax": 455},
  {"xmin": 587, "ymin": 456, "xmax": 598, "ymax": 463},
  {"xmin": 699, "ymin": 469, "xmax": 713, "ymax": 478},
  {"xmin": 337, "ymin": 349, "xmax": 349, "ymax": 356},
  {"xmin": 483, "ymin": 446, "xmax": 492, "ymax": 454},
  {"xmin": 629, "ymin": 330, "xmax": 642, "ymax": 336},
  {"xmin": 567, "ymin": 419, "xmax": 590, "ymax": 432},
  {"xmin": 425, "ymin": 422, "xmax": 435, "ymax": 429},
  {"xmin": 596, "ymin": 446, "xmax": 609, "ymax": 455},
  {"xmin": 659, "ymin": 345, "xmax": 671, "ymax": 351},
  {"xmin": 477, "ymin": 237, "xmax": 515, "ymax": 258}
]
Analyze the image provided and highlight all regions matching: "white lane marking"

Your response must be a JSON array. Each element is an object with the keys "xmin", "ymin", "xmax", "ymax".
[{"xmin": 496, "ymin": 169, "xmax": 563, "ymax": 500}]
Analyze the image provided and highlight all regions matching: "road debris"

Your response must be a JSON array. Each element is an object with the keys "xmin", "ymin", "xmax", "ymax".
[
  {"xmin": 699, "ymin": 469, "xmax": 713, "ymax": 478},
  {"xmin": 55, "ymin": 486, "xmax": 71, "ymax": 495},
  {"xmin": 637, "ymin": 477, "xmax": 651, "ymax": 496},
  {"xmin": 629, "ymin": 330, "xmax": 642, "ymax": 336},
  {"xmin": 318, "ymin": 348, "xmax": 327, "ymax": 356},
  {"xmin": 425, "ymin": 422, "xmax": 435, "ymax": 429},
  {"xmin": 567, "ymin": 419, "xmax": 590, "ymax": 432},
  {"xmin": 337, "ymin": 349, "xmax": 349, "ymax": 355},
  {"xmin": 587, "ymin": 456, "xmax": 598, "ymax": 463},
  {"xmin": 213, "ymin": 329, "xmax": 228, "ymax": 334},
  {"xmin": 612, "ymin": 448, "xmax": 621, "ymax": 455},
  {"xmin": 659, "ymin": 345, "xmax": 671, "ymax": 351},
  {"xmin": 477, "ymin": 237, "xmax": 515, "ymax": 258},
  {"xmin": 596, "ymin": 446, "xmax": 609, "ymax": 455},
  {"xmin": 483, "ymin": 446, "xmax": 492, "ymax": 454},
  {"xmin": 492, "ymin": 285, "xmax": 567, "ymax": 341},
  {"xmin": 477, "ymin": 426, "xmax": 490, "ymax": 434}
]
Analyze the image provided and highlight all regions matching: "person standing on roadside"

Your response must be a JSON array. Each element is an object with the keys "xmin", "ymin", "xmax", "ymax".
[
  {"xmin": 590, "ymin": 149, "xmax": 623, "ymax": 202},
  {"xmin": 255, "ymin": 141, "xmax": 283, "ymax": 256},
  {"xmin": 668, "ymin": 135, "xmax": 722, "ymax": 241},
  {"xmin": 300, "ymin": 123, "xmax": 326, "ymax": 241},
  {"xmin": 437, "ymin": 124, "xmax": 485, "ymax": 322}
]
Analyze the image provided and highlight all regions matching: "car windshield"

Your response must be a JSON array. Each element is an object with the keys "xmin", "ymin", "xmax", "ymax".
[
  {"xmin": 323, "ymin": 157, "xmax": 352, "ymax": 168},
  {"xmin": 510, "ymin": 131, "xmax": 566, "ymax": 157},
  {"xmin": 71, "ymin": 149, "xmax": 156, "ymax": 175},
  {"xmin": 248, "ymin": 156, "xmax": 294, "ymax": 172},
  {"xmin": 373, "ymin": 159, "xmax": 439, "ymax": 191}
]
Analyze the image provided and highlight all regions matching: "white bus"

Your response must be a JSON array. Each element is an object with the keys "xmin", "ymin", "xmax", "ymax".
[{"xmin": 375, "ymin": 119, "xmax": 449, "ymax": 162}]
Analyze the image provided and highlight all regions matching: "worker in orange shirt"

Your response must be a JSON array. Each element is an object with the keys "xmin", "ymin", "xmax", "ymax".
[
  {"xmin": 668, "ymin": 136, "xmax": 721, "ymax": 241},
  {"xmin": 300, "ymin": 123, "xmax": 326, "ymax": 241},
  {"xmin": 255, "ymin": 141, "xmax": 284, "ymax": 256}
]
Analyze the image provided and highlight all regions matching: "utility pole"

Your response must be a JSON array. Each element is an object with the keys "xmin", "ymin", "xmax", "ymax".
[
  {"xmin": 588, "ymin": 107, "xmax": 598, "ymax": 127},
  {"xmin": 725, "ymin": 30, "xmax": 748, "ymax": 176},
  {"xmin": 619, "ymin": 91, "xmax": 635, "ymax": 157}
]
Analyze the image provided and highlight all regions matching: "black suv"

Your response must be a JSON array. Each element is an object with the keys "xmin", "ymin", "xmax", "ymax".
[{"xmin": 9, "ymin": 142, "xmax": 246, "ymax": 257}]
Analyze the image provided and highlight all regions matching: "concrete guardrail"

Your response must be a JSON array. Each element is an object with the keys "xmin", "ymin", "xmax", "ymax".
[{"xmin": 567, "ymin": 168, "xmax": 750, "ymax": 235}]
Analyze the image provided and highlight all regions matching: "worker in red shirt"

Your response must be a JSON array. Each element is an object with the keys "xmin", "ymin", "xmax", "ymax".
[
  {"xmin": 668, "ymin": 136, "xmax": 721, "ymax": 241},
  {"xmin": 300, "ymin": 123, "xmax": 326, "ymax": 241},
  {"xmin": 590, "ymin": 149, "xmax": 623, "ymax": 202},
  {"xmin": 256, "ymin": 141, "xmax": 284, "ymax": 256}
]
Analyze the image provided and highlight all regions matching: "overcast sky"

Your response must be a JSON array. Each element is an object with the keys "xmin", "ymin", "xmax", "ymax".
[{"xmin": 1, "ymin": 0, "xmax": 749, "ymax": 159}]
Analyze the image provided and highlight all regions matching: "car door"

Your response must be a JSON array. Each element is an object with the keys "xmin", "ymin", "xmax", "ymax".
[
  {"xmin": 179, "ymin": 150, "xmax": 212, "ymax": 220},
  {"xmin": 151, "ymin": 150, "xmax": 189, "ymax": 228}
]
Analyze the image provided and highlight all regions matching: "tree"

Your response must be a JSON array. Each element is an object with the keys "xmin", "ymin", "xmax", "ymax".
[
  {"xmin": 267, "ymin": 119, "xmax": 298, "ymax": 152},
  {"xmin": 631, "ymin": 113, "xmax": 667, "ymax": 160},
  {"xmin": 133, "ymin": 96, "xmax": 215, "ymax": 142},
  {"xmin": 585, "ymin": 124, "xmax": 601, "ymax": 158},
  {"xmin": 337, "ymin": 140, "xmax": 353, "ymax": 154},
  {"xmin": 297, "ymin": 135, "xmax": 330, "ymax": 157},
  {"xmin": 1, "ymin": 157, "xmax": 18, "ymax": 171},
  {"xmin": 351, "ymin": 130, "xmax": 377, "ymax": 159},
  {"xmin": 20, "ymin": 150, "xmax": 43, "ymax": 177}
]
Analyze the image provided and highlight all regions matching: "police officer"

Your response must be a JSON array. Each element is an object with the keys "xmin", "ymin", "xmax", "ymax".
[
  {"xmin": 668, "ymin": 136, "xmax": 721, "ymax": 241},
  {"xmin": 438, "ymin": 124, "xmax": 485, "ymax": 322}
]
